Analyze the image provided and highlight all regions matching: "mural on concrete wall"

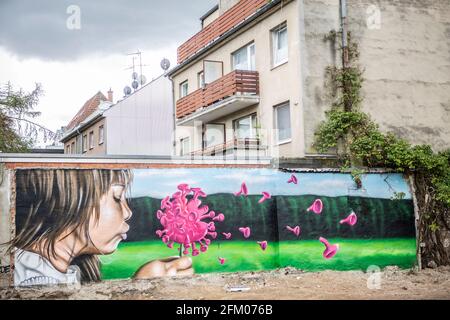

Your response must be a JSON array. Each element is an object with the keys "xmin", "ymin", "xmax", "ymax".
[{"xmin": 10, "ymin": 168, "xmax": 417, "ymax": 286}]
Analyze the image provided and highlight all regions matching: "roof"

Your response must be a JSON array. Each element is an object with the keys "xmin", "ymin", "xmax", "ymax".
[
  {"xmin": 66, "ymin": 91, "xmax": 108, "ymax": 130},
  {"xmin": 167, "ymin": 0, "xmax": 283, "ymax": 77}
]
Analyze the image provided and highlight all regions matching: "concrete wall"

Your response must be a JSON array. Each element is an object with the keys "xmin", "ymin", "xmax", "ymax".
[
  {"xmin": 0, "ymin": 164, "xmax": 12, "ymax": 287},
  {"xmin": 104, "ymin": 75, "xmax": 174, "ymax": 156},
  {"xmin": 0, "ymin": 156, "xmax": 418, "ymax": 286},
  {"xmin": 300, "ymin": 0, "xmax": 450, "ymax": 153},
  {"xmin": 173, "ymin": 0, "xmax": 306, "ymax": 158}
]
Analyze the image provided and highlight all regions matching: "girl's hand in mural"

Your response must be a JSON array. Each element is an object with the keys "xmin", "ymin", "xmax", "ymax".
[{"xmin": 133, "ymin": 256, "xmax": 193, "ymax": 279}]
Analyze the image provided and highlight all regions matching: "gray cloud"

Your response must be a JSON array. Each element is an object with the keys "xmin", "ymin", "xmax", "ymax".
[{"xmin": 0, "ymin": 0, "xmax": 217, "ymax": 61}]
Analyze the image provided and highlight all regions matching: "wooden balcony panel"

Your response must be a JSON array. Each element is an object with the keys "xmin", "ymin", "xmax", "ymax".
[
  {"xmin": 176, "ymin": 70, "xmax": 259, "ymax": 119},
  {"xmin": 177, "ymin": 0, "xmax": 267, "ymax": 63}
]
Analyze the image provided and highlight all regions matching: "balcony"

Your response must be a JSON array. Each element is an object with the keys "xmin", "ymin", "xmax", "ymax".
[
  {"xmin": 176, "ymin": 70, "xmax": 260, "ymax": 125},
  {"xmin": 190, "ymin": 138, "xmax": 267, "ymax": 157},
  {"xmin": 177, "ymin": 0, "xmax": 267, "ymax": 64}
]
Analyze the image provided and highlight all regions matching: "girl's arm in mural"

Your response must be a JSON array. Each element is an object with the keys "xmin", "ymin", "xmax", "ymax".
[{"xmin": 133, "ymin": 256, "xmax": 193, "ymax": 279}]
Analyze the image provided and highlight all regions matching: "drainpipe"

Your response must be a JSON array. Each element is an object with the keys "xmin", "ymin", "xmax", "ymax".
[
  {"xmin": 167, "ymin": 74, "xmax": 177, "ymax": 158},
  {"xmin": 340, "ymin": 0, "xmax": 349, "ymax": 68}
]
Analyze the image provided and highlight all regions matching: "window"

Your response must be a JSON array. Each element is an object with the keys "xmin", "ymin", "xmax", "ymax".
[
  {"xmin": 99, "ymin": 125, "xmax": 104, "ymax": 145},
  {"xmin": 232, "ymin": 43, "xmax": 255, "ymax": 71},
  {"xmin": 89, "ymin": 131, "xmax": 94, "ymax": 149},
  {"xmin": 76, "ymin": 135, "xmax": 82, "ymax": 154},
  {"xmin": 66, "ymin": 144, "xmax": 70, "ymax": 154},
  {"xmin": 180, "ymin": 81, "xmax": 188, "ymax": 98},
  {"xmin": 234, "ymin": 114, "xmax": 258, "ymax": 139},
  {"xmin": 272, "ymin": 23, "xmax": 288, "ymax": 67},
  {"xmin": 203, "ymin": 124, "xmax": 225, "ymax": 148},
  {"xmin": 203, "ymin": 60, "xmax": 223, "ymax": 85},
  {"xmin": 180, "ymin": 137, "xmax": 191, "ymax": 156},
  {"xmin": 71, "ymin": 142, "xmax": 75, "ymax": 154},
  {"xmin": 274, "ymin": 102, "xmax": 291, "ymax": 143},
  {"xmin": 82, "ymin": 135, "xmax": 87, "ymax": 153},
  {"xmin": 198, "ymin": 71, "xmax": 205, "ymax": 89}
]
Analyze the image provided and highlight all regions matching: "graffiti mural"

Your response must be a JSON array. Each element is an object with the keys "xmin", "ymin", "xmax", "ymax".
[{"xmin": 10, "ymin": 168, "xmax": 417, "ymax": 286}]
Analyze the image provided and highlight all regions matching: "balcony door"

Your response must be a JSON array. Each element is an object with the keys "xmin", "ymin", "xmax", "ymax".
[
  {"xmin": 203, "ymin": 123, "xmax": 225, "ymax": 149},
  {"xmin": 203, "ymin": 60, "xmax": 223, "ymax": 85}
]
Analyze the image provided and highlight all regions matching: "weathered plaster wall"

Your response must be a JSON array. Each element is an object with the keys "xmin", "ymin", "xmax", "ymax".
[
  {"xmin": 0, "ymin": 165, "xmax": 12, "ymax": 287},
  {"xmin": 301, "ymin": 0, "xmax": 450, "ymax": 153}
]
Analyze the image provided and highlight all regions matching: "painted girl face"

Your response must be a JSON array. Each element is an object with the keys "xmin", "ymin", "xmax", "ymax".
[{"xmin": 88, "ymin": 184, "xmax": 132, "ymax": 255}]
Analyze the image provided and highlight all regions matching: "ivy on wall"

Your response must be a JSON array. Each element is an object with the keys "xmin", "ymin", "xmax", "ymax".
[{"xmin": 315, "ymin": 30, "xmax": 450, "ymax": 268}]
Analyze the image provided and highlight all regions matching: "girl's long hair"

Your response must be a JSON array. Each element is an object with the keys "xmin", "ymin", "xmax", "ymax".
[{"xmin": 10, "ymin": 169, "xmax": 133, "ymax": 282}]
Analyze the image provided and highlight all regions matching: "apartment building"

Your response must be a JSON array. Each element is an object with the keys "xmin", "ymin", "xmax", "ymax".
[
  {"xmin": 168, "ymin": 0, "xmax": 301, "ymax": 158},
  {"xmin": 168, "ymin": 0, "xmax": 450, "ymax": 159},
  {"xmin": 61, "ymin": 91, "xmax": 111, "ymax": 155},
  {"xmin": 61, "ymin": 75, "xmax": 174, "ymax": 156}
]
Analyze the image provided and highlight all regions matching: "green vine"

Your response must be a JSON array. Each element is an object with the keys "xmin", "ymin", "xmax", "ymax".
[{"xmin": 315, "ymin": 30, "xmax": 450, "ymax": 267}]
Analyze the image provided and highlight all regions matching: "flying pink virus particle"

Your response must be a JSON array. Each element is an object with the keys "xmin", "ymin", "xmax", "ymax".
[
  {"xmin": 222, "ymin": 232, "xmax": 232, "ymax": 240},
  {"xmin": 258, "ymin": 191, "xmax": 271, "ymax": 204},
  {"xmin": 234, "ymin": 182, "xmax": 248, "ymax": 197},
  {"xmin": 286, "ymin": 225, "xmax": 301, "ymax": 237},
  {"xmin": 155, "ymin": 183, "xmax": 224, "ymax": 256},
  {"xmin": 287, "ymin": 174, "xmax": 298, "ymax": 184},
  {"xmin": 340, "ymin": 211, "xmax": 358, "ymax": 226},
  {"xmin": 218, "ymin": 257, "xmax": 226, "ymax": 265},
  {"xmin": 257, "ymin": 241, "xmax": 268, "ymax": 251},
  {"xmin": 238, "ymin": 227, "xmax": 251, "ymax": 238},
  {"xmin": 319, "ymin": 237, "xmax": 339, "ymax": 259},
  {"xmin": 307, "ymin": 199, "xmax": 323, "ymax": 214}
]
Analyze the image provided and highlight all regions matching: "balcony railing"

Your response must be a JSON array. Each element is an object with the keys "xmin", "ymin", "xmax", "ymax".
[
  {"xmin": 176, "ymin": 70, "xmax": 259, "ymax": 119},
  {"xmin": 177, "ymin": 0, "xmax": 267, "ymax": 64},
  {"xmin": 190, "ymin": 138, "xmax": 265, "ymax": 157}
]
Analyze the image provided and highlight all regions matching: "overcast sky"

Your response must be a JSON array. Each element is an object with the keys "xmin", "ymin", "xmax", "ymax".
[{"xmin": 0, "ymin": 0, "xmax": 216, "ymax": 139}]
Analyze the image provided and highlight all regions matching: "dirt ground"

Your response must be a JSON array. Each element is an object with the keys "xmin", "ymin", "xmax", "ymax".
[{"xmin": 1, "ymin": 266, "xmax": 450, "ymax": 300}]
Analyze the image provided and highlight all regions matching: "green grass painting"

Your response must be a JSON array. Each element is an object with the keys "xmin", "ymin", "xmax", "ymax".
[{"xmin": 100, "ymin": 238, "xmax": 417, "ymax": 280}]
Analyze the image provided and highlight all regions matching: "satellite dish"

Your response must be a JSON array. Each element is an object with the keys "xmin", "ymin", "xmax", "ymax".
[
  {"xmin": 160, "ymin": 58, "xmax": 170, "ymax": 71},
  {"xmin": 139, "ymin": 75, "xmax": 147, "ymax": 85},
  {"xmin": 131, "ymin": 80, "xmax": 139, "ymax": 90},
  {"xmin": 132, "ymin": 72, "xmax": 138, "ymax": 80},
  {"xmin": 123, "ymin": 86, "xmax": 132, "ymax": 96}
]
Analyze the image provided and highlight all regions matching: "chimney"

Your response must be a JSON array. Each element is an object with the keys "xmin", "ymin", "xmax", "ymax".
[{"xmin": 107, "ymin": 88, "xmax": 113, "ymax": 103}]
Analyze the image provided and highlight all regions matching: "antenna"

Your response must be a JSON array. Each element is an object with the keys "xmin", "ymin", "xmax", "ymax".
[{"xmin": 123, "ymin": 50, "xmax": 150, "ymax": 95}]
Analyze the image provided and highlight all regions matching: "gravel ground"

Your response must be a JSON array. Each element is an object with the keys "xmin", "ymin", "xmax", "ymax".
[{"xmin": 1, "ymin": 266, "xmax": 450, "ymax": 300}]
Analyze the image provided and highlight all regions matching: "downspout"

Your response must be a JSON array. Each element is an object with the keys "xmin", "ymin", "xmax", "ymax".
[
  {"xmin": 167, "ymin": 74, "xmax": 177, "ymax": 157},
  {"xmin": 340, "ymin": 0, "xmax": 349, "ymax": 68}
]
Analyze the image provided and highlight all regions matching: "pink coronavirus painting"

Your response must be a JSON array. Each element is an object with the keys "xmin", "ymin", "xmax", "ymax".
[
  {"xmin": 340, "ymin": 211, "xmax": 358, "ymax": 226},
  {"xmin": 319, "ymin": 237, "xmax": 339, "ymax": 259},
  {"xmin": 258, "ymin": 191, "xmax": 271, "ymax": 204},
  {"xmin": 307, "ymin": 199, "xmax": 323, "ymax": 215},
  {"xmin": 257, "ymin": 241, "xmax": 268, "ymax": 251},
  {"xmin": 234, "ymin": 182, "xmax": 248, "ymax": 197},
  {"xmin": 222, "ymin": 232, "xmax": 232, "ymax": 240},
  {"xmin": 155, "ymin": 183, "xmax": 224, "ymax": 256},
  {"xmin": 287, "ymin": 174, "xmax": 298, "ymax": 184},
  {"xmin": 238, "ymin": 227, "xmax": 251, "ymax": 238},
  {"xmin": 286, "ymin": 225, "xmax": 301, "ymax": 237}
]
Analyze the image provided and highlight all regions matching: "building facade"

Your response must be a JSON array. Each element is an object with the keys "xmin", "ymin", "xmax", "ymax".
[
  {"xmin": 168, "ymin": 0, "xmax": 450, "ymax": 159},
  {"xmin": 61, "ymin": 75, "xmax": 174, "ymax": 156}
]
